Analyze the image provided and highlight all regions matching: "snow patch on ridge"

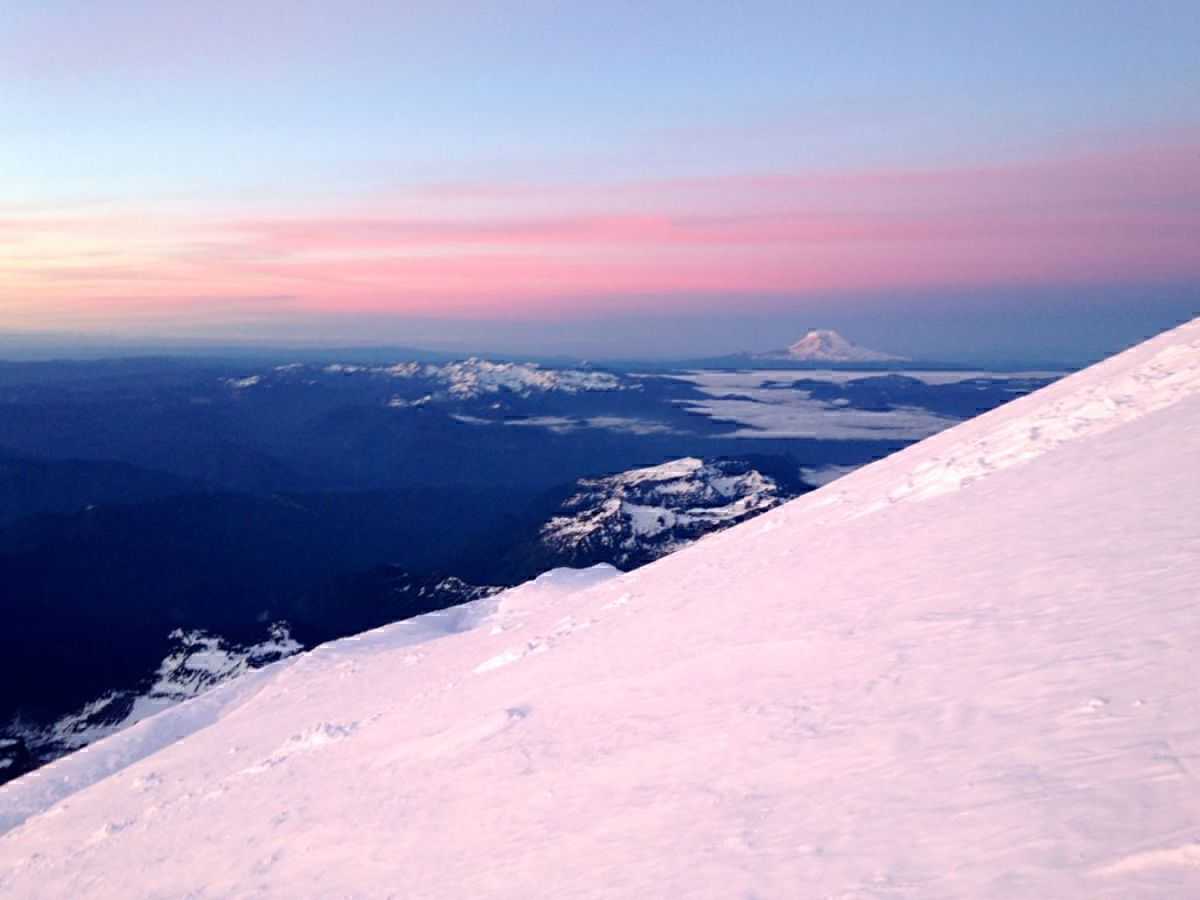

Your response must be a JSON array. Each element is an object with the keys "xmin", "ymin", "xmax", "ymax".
[
  {"xmin": 225, "ymin": 375, "xmax": 262, "ymax": 390},
  {"xmin": 539, "ymin": 458, "xmax": 789, "ymax": 568},
  {"xmin": 238, "ymin": 358, "xmax": 627, "ymax": 402},
  {"xmin": 405, "ymin": 358, "xmax": 623, "ymax": 398}
]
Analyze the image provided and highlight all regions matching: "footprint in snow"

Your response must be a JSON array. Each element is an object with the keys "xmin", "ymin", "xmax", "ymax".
[
  {"xmin": 240, "ymin": 721, "xmax": 360, "ymax": 775},
  {"xmin": 442, "ymin": 706, "xmax": 532, "ymax": 751},
  {"xmin": 474, "ymin": 640, "xmax": 549, "ymax": 674},
  {"xmin": 602, "ymin": 592, "xmax": 632, "ymax": 610},
  {"xmin": 86, "ymin": 818, "xmax": 135, "ymax": 846},
  {"xmin": 132, "ymin": 771, "xmax": 163, "ymax": 793}
]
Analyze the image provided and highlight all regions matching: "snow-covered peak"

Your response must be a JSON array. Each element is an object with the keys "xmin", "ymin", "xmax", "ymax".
[
  {"xmin": 3, "ymin": 319, "xmax": 1200, "ymax": 898},
  {"xmin": 427, "ymin": 358, "xmax": 623, "ymax": 398},
  {"xmin": 538, "ymin": 457, "xmax": 794, "ymax": 569},
  {"xmin": 376, "ymin": 357, "xmax": 624, "ymax": 399},
  {"xmin": 605, "ymin": 456, "xmax": 706, "ymax": 483},
  {"xmin": 272, "ymin": 357, "xmax": 626, "ymax": 400},
  {"xmin": 781, "ymin": 328, "xmax": 905, "ymax": 362}
]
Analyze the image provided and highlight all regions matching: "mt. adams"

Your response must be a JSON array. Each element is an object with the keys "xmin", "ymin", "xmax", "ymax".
[
  {"xmin": 760, "ymin": 328, "xmax": 907, "ymax": 362},
  {"xmin": 2, "ymin": 318, "xmax": 1199, "ymax": 899}
]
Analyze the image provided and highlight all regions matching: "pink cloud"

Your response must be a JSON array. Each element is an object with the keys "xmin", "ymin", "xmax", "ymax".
[{"xmin": 4, "ymin": 136, "xmax": 1198, "ymax": 327}]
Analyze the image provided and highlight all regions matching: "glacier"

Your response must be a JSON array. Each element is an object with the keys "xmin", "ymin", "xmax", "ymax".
[{"xmin": 1, "ymin": 318, "xmax": 1198, "ymax": 898}]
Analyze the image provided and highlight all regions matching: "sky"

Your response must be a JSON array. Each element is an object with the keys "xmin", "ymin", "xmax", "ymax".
[{"xmin": 2, "ymin": 0, "xmax": 1198, "ymax": 362}]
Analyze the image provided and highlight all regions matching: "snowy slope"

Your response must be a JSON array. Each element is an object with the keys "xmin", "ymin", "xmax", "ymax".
[
  {"xmin": 2, "ymin": 319, "xmax": 1199, "ymax": 899},
  {"xmin": 2, "ymin": 626, "xmax": 302, "ymax": 780}
]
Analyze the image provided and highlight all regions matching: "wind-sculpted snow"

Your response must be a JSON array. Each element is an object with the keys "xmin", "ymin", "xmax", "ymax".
[
  {"xmin": 0, "ymin": 626, "xmax": 304, "ymax": 828},
  {"xmin": 0, "ymin": 566, "xmax": 616, "ymax": 838},
  {"xmin": 0, "ymin": 661, "xmax": 286, "ymax": 837},
  {"xmin": 2, "ymin": 320, "xmax": 1199, "ymax": 898},
  {"xmin": 882, "ymin": 341, "xmax": 1200, "ymax": 504},
  {"xmin": 774, "ymin": 319, "xmax": 1200, "ymax": 522}
]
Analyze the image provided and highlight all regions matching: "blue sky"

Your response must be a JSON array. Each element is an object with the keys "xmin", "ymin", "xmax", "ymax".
[{"xmin": 1, "ymin": 1, "xmax": 1197, "ymax": 360}]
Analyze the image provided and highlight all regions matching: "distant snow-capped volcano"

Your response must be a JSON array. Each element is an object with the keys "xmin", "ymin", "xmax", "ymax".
[{"xmin": 762, "ymin": 329, "xmax": 906, "ymax": 363}]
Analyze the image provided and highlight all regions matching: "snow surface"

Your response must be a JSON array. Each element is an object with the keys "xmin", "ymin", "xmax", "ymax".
[
  {"xmin": 2, "ymin": 319, "xmax": 1199, "ymax": 898},
  {"xmin": 6, "ymin": 626, "xmax": 303, "ymax": 779}
]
